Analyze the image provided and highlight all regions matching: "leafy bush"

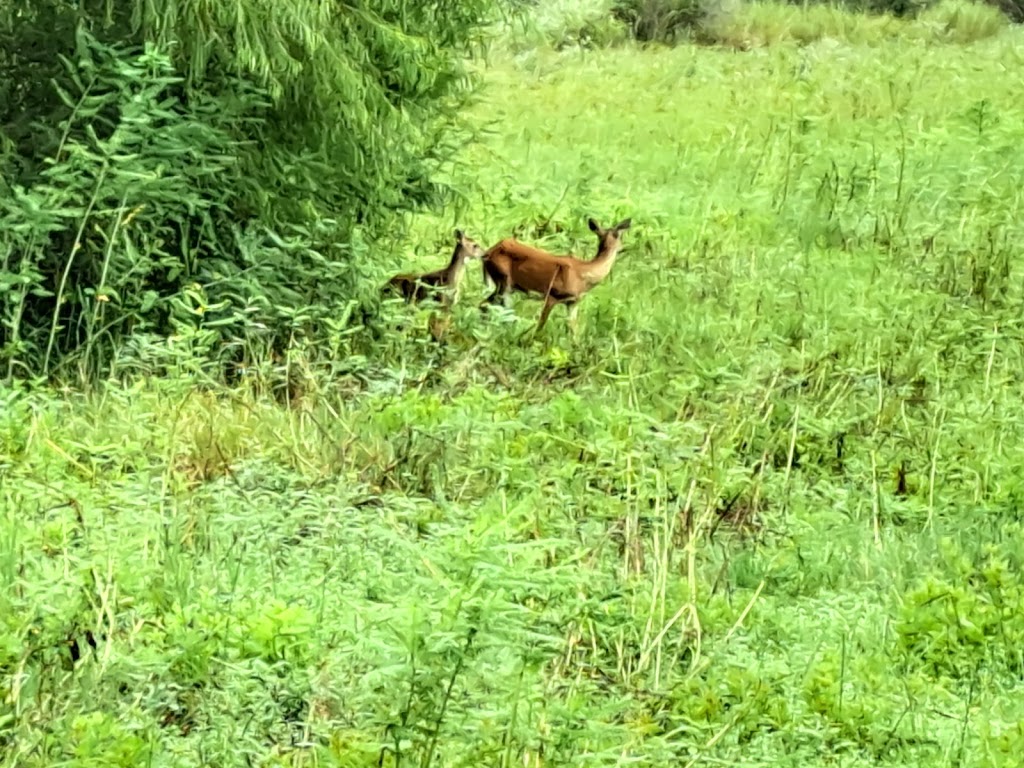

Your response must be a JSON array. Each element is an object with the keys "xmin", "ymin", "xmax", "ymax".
[
  {"xmin": 986, "ymin": 0, "xmax": 1024, "ymax": 21},
  {"xmin": 704, "ymin": 2, "xmax": 906, "ymax": 45},
  {"xmin": 896, "ymin": 537, "xmax": 1024, "ymax": 679},
  {"xmin": 506, "ymin": 0, "xmax": 629, "ymax": 50},
  {"xmin": 800, "ymin": 0, "xmax": 1019, "ymax": 20},
  {"xmin": 612, "ymin": 0, "xmax": 707, "ymax": 42},
  {"xmin": 918, "ymin": 0, "xmax": 1011, "ymax": 40},
  {"xmin": 609, "ymin": 0, "xmax": 1013, "ymax": 44},
  {"xmin": 0, "ymin": 0, "xmax": 501, "ymax": 381},
  {"xmin": 703, "ymin": 0, "xmax": 1008, "ymax": 47},
  {"xmin": 852, "ymin": 0, "xmax": 940, "ymax": 17}
]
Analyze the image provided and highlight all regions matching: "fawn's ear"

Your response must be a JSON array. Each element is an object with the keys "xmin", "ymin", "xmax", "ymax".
[
  {"xmin": 614, "ymin": 218, "xmax": 632, "ymax": 231},
  {"xmin": 588, "ymin": 218, "xmax": 601, "ymax": 233},
  {"xmin": 455, "ymin": 229, "xmax": 464, "ymax": 240}
]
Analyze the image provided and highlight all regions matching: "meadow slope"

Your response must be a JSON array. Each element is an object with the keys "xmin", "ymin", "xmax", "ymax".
[{"xmin": 4, "ymin": 15, "xmax": 1024, "ymax": 767}]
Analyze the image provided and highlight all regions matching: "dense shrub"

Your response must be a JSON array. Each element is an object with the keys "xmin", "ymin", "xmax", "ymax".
[
  {"xmin": 703, "ymin": 0, "xmax": 1008, "ymax": 46},
  {"xmin": 610, "ymin": 0, "xmax": 1014, "ymax": 44},
  {"xmin": 987, "ymin": 0, "xmax": 1024, "ymax": 21},
  {"xmin": 0, "ymin": 0, "xmax": 502, "ymax": 381},
  {"xmin": 611, "ymin": 0, "xmax": 707, "ymax": 42},
  {"xmin": 507, "ymin": 0, "xmax": 628, "ymax": 50},
  {"xmin": 920, "ymin": 0, "xmax": 1012, "ymax": 39},
  {"xmin": 847, "ymin": 0, "xmax": 939, "ymax": 17}
]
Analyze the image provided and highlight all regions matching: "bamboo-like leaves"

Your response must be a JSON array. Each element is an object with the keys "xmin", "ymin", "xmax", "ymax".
[{"xmin": 0, "ymin": 0, "xmax": 500, "ymax": 379}]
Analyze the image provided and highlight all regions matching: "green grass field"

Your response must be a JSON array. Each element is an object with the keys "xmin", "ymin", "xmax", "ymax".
[{"xmin": 5, "ymin": 5, "xmax": 1024, "ymax": 766}]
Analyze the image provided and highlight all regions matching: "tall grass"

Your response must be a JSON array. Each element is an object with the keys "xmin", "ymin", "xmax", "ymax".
[
  {"xmin": 707, "ymin": 0, "xmax": 1011, "ymax": 46},
  {"xmin": 4, "ymin": 12, "xmax": 1024, "ymax": 768},
  {"xmin": 504, "ymin": 0, "xmax": 628, "ymax": 50},
  {"xmin": 504, "ymin": 0, "xmax": 1013, "ymax": 49}
]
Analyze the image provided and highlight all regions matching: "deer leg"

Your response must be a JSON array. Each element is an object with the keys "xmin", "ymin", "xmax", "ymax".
[
  {"xmin": 532, "ymin": 265, "xmax": 566, "ymax": 336},
  {"xmin": 536, "ymin": 294, "xmax": 558, "ymax": 333},
  {"xmin": 480, "ymin": 288, "xmax": 497, "ymax": 311},
  {"xmin": 482, "ymin": 274, "xmax": 503, "ymax": 303},
  {"xmin": 566, "ymin": 301, "xmax": 580, "ymax": 340},
  {"xmin": 500, "ymin": 276, "xmax": 513, "ymax": 305},
  {"xmin": 437, "ymin": 281, "xmax": 457, "ymax": 310},
  {"xmin": 481, "ymin": 277, "xmax": 511, "ymax": 313},
  {"xmin": 389, "ymin": 276, "xmax": 412, "ymax": 301}
]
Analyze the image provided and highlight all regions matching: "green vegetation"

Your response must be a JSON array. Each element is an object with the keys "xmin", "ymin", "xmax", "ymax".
[
  {"xmin": 516, "ymin": 0, "xmax": 1013, "ymax": 47},
  {"xmin": 4, "ymin": 1, "xmax": 1024, "ymax": 766},
  {"xmin": 0, "ymin": 0, "xmax": 499, "ymax": 380}
]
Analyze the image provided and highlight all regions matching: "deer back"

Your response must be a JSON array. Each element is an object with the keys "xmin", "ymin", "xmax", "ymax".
[{"xmin": 485, "ymin": 240, "xmax": 595, "ymax": 298}]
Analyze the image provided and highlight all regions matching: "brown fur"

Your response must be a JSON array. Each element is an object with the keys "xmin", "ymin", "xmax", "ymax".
[
  {"xmin": 481, "ymin": 217, "xmax": 632, "ymax": 333},
  {"xmin": 388, "ymin": 230, "xmax": 484, "ymax": 305}
]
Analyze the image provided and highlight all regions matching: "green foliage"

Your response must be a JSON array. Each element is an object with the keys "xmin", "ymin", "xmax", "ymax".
[
  {"xmin": 987, "ymin": 0, "xmax": 1024, "ymax": 21},
  {"xmin": 897, "ymin": 537, "xmax": 1024, "ymax": 678},
  {"xmin": 703, "ymin": 0, "xmax": 1009, "ymax": 46},
  {"xmin": 505, "ymin": 0, "xmax": 629, "ymax": 51},
  {"xmin": 919, "ymin": 0, "xmax": 1012, "ymax": 40},
  {"xmin": 605, "ymin": 0, "xmax": 1012, "ymax": 44},
  {"xmin": 851, "ymin": 0, "xmax": 940, "ymax": 18},
  {"xmin": 7, "ymin": 14, "xmax": 1024, "ymax": 768},
  {"xmin": 54, "ymin": 712, "xmax": 152, "ymax": 767},
  {"xmin": 611, "ymin": 0, "xmax": 710, "ymax": 42},
  {"xmin": 0, "ymin": 0, "xmax": 501, "ymax": 381},
  {"xmin": 1, "ymin": 35, "xmax": 257, "ymax": 379}
]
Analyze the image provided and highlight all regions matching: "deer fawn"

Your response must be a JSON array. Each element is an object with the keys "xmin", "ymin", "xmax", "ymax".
[
  {"xmin": 387, "ymin": 230, "xmax": 485, "ymax": 305},
  {"xmin": 481, "ymin": 217, "xmax": 632, "ymax": 334}
]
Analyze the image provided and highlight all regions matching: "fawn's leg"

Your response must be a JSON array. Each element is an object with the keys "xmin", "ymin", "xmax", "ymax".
[{"xmin": 566, "ymin": 301, "xmax": 580, "ymax": 340}]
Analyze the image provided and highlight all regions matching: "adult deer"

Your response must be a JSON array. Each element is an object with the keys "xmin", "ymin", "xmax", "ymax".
[
  {"xmin": 481, "ymin": 217, "xmax": 632, "ymax": 334},
  {"xmin": 387, "ymin": 229, "xmax": 484, "ymax": 305}
]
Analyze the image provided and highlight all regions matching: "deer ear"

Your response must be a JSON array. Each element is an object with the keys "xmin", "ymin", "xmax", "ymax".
[
  {"xmin": 588, "ymin": 218, "xmax": 600, "ymax": 233},
  {"xmin": 454, "ymin": 229, "xmax": 464, "ymax": 240},
  {"xmin": 615, "ymin": 218, "xmax": 632, "ymax": 231}
]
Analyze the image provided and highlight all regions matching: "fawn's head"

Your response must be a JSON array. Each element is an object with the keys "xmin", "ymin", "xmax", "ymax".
[
  {"xmin": 588, "ymin": 217, "xmax": 632, "ymax": 257},
  {"xmin": 454, "ymin": 229, "xmax": 485, "ymax": 260}
]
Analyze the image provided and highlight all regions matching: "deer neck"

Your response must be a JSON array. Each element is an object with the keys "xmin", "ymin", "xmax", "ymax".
[
  {"xmin": 579, "ymin": 243, "xmax": 621, "ymax": 286},
  {"xmin": 446, "ymin": 246, "xmax": 467, "ymax": 286}
]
